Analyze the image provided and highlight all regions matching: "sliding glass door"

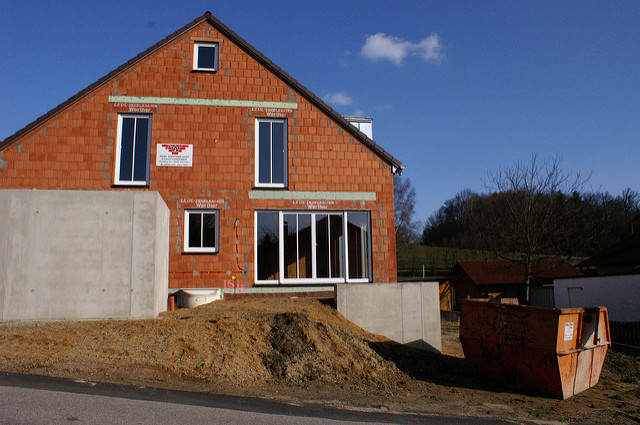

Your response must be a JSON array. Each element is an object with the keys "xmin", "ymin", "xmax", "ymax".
[{"xmin": 255, "ymin": 211, "xmax": 371, "ymax": 284}]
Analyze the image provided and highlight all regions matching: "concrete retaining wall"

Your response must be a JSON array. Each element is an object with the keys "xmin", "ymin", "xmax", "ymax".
[
  {"xmin": 554, "ymin": 275, "xmax": 640, "ymax": 322},
  {"xmin": 336, "ymin": 282, "xmax": 442, "ymax": 352},
  {"xmin": 0, "ymin": 190, "xmax": 169, "ymax": 320}
]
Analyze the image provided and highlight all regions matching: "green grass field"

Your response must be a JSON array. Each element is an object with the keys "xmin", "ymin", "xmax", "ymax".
[
  {"xmin": 397, "ymin": 245, "xmax": 586, "ymax": 280},
  {"xmin": 396, "ymin": 245, "xmax": 497, "ymax": 279}
]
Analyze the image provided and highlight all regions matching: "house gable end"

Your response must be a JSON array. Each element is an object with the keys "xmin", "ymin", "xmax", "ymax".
[
  {"xmin": 1, "ymin": 12, "xmax": 402, "ymax": 172},
  {"xmin": 0, "ymin": 13, "xmax": 401, "ymax": 288}
]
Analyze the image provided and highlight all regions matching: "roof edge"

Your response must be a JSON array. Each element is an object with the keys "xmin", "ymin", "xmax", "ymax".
[
  {"xmin": 1, "ymin": 12, "xmax": 403, "ymax": 170},
  {"xmin": 0, "ymin": 14, "xmax": 207, "ymax": 152},
  {"xmin": 201, "ymin": 13, "xmax": 402, "ymax": 170}
]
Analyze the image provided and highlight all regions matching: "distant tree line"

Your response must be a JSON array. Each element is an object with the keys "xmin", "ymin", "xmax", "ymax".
[
  {"xmin": 397, "ymin": 155, "xmax": 639, "ymax": 303},
  {"xmin": 422, "ymin": 186, "xmax": 640, "ymax": 257},
  {"xmin": 395, "ymin": 155, "xmax": 640, "ymax": 259}
]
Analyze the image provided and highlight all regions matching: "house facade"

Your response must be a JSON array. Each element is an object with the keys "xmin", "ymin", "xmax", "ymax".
[{"xmin": 0, "ymin": 12, "xmax": 401, "ymax": 292}]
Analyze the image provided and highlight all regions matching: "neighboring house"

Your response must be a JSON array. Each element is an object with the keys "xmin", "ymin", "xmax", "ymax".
[
  {"xmin": 0, "ymin": 12, "xmax": 402, "ymax": 294},
  {"xmin": 580, "ymin": 232, "xmax": 640, "ymax": 276},
  {"xmin": 451, "ymin": 259, "xmax": 583, "ymax": 307},
  {"xmin": 556, "ymin": 234, "xmax": 640, "ymax": 326},
  {"xmin": 554, "ymin": 274, "xmax": 640, "ymax": 322}
]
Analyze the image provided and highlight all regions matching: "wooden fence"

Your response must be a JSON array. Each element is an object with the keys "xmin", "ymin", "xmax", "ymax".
[{"xmin": 610, "ymin": 321, "xmax": 640, "ymax": 347}]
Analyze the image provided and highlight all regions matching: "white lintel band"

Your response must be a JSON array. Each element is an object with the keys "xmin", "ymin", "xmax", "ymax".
[
  {"xmin": 109, "ymin": 96, "xmax": 297, "ymax": 110},
  {"xmin": 249, "ymin": 190, "xmax": 376, "ymax": 201}
]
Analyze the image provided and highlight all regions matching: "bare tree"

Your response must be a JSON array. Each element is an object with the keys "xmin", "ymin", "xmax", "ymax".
[
  {"xmin": 483, "ymin": 155, "xmax": 589, "ymax": 303},
  {"xmin": 394, "ymin": 174, "xmax": 419, "ymax": 245}
]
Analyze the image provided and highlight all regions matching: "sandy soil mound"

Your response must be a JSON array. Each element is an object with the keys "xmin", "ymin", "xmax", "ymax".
[
  {"xmin": 1, "ymin": 297, "xmax": 639, "ymax": 424},
  {"xmin": 0, "ymin": 298, "xmax": 403, "ymax": 392}
]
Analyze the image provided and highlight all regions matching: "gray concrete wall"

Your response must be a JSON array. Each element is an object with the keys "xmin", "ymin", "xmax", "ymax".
[
  {"xmin": 554, "ymin": 275, "xmax": 640, "ymax": 322},
  {"xmin": 0, "ymin": 190, "xmax": 169, "ymax": 321},
  {"xmin": 336, "ymin": 282, "xmax": 442, "ymax": 352}
]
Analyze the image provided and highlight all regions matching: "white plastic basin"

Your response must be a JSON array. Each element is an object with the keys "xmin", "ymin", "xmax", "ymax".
[{"xmin": 180, "ymin": 288, "xmax": 223, "ymax": 308}]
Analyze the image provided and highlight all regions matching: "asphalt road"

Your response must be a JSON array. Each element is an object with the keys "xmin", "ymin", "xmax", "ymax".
[{"xmin": 0, "ymin": 372, "xmax": 537, "ymax": 424}]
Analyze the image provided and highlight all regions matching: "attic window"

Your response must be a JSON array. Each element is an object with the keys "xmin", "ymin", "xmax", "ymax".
[{"xmin": 193, "ymin": 42, "xmax": 218, "ymax": 72}]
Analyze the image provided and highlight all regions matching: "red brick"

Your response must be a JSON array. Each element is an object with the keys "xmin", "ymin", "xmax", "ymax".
[{"xmin": 0, "ymin": 18, "xmax": 398, "ymax": 289}]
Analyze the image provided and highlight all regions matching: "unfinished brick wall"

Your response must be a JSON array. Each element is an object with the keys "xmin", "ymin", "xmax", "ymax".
[{"xmin": 0, "ymin": 19, "xmax": 398, "ymax": 289}]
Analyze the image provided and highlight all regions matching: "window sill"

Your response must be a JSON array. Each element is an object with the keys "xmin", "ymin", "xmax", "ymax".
[
  {"xmin": 191, "ymin": 69, "xmax": 218, "ymax": 73},
  {"xmin": 182, "ymin": 250, "xmax": 219, "ymax": 255},
  {"xmin": 111, "ymin": 182, "xmax": 149, "ymax": 188},
  {"xmin": 254, "ymin": 279, "xmax": 371, "ymax": 286},
  {"xmin": 253, "ymin": 185, "xmax": 288, "ymax": 190}
]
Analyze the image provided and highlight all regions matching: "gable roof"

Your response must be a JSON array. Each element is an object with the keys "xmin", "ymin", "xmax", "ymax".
[
  {"xmin": 453, "ymin": 259, "xmax": 583, "ymax": 285},
  {"xmin": 0, "ymin": 12, "xmax": 402, "ymax": 172}
]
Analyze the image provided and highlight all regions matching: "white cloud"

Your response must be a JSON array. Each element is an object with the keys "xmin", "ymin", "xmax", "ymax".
[
  {"xmin": 416, "ymin": 34, "xmax": 443, "ymax": 62},
  {"xmin": 361, "ymin": 32, "xmax": 443, "ymax": 65},
  {"xmin": 324, "ymin": 92, "xmax": 353, "ymax": 106},
  {"xmin": 361, "ymin": 33, "xmax": 412, "ymax": 65}
]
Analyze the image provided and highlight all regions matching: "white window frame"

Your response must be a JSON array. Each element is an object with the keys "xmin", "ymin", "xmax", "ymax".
[
  {"xmin": 184, "ymin": 209, "xmax": 220, "ymax": 253},
  {"xmin": 114, "ymin": 114, "xmax": 152, "ymax": 186},
  {"xmin": 254, "ymin": 118, "xmax": 288, "ymax": 188},
  {"xmin": 254, "ymin": 210, "xmax": 372, "ymax": 285},
  {"xmin": 193, "ymin": 42, "xmax": 219, "ymax": 72}
]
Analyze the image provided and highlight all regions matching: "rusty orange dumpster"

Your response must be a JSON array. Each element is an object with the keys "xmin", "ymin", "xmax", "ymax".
[{"xmin": 459, "ymin": 299, "xmax": 610, "ymax": 399}]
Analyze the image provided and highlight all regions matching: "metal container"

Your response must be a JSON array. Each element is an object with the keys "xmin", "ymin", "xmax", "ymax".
[{"xmin": 460, "ymin": 299, "xmax": 610, "ymax": 399}]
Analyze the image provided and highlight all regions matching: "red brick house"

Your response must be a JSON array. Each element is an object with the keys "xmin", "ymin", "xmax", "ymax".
[
  {"xmin": 452, "ymin": 259, "xmax": 583, "ymax": 306},
  {"xmin": 0, "ymin": 12, "xmax": 402, "ymax": 293}
]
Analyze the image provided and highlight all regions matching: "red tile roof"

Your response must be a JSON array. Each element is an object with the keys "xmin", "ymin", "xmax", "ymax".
[{"xmin": 454, "ymin": 259, "xmax": 583, "ymax": 285}]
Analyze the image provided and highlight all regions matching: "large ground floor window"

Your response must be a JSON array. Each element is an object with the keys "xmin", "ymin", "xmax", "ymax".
[{"xmin": 255, "ymin": 210, "xmax": 371, "ymax": 284}]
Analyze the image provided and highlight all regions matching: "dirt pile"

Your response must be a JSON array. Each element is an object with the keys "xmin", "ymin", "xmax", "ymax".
[
  {"xmin": 0, "ymin": 298, "xmax": 403, "ymax": 392},
  {"xmin": 1, "ymin": 297, "xmax": 639, "ymax": 424},
  {"xmin": 262, "ymin": 311, "xmax": 405, "ymax": 391}
]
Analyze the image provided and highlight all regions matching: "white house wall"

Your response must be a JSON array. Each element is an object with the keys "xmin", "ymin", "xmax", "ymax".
[{"xmin": 554, "ymin": 275, "xmax": 640, "ymax": 322}]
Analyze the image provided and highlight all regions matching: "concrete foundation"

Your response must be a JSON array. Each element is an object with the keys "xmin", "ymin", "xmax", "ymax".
[
  {"xmin": 336, "ymin": 282, "xmax": 442, "ymax": 352},
  {"xmin": 0, "ymin": 190, "xmax": 169, "ymax": 320}
]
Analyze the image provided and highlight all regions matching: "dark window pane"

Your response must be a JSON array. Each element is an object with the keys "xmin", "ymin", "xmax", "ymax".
[
  {"xmin": 315, "ymin": 215, "xmax": 329, "ymax": 278},
  {"xmin": 298, "ymin": 214, "xmax": 312, "ymax": 278},
  {"xmin": 271, "ymin": 122, "xmax": 284, "ymax": 184},
  {"xmin": 257, "ymin": 212, "xmax": 279, "ymax": 281},
  {"xmin": 188, "ymin": 213, "xmax": 202, "ymax": 248},
  {"xmin": 330, "ymin": 214, "xmax": 344, "ymax": 278},
  {"xmin": 133, "ymin": 117, "xmax": 149, "ymax": 182},
  {"xmin": 202, "ymin": 213, "xmax": 217, "ymax": 248},
  {"xmin": 348, "ymin": 212, "xmax": 370, "ymax": 279},
  {"xmin": 119, "ymin": 117, "xmax": 135, "ymax": 181},
  {"xmin": 283, "ymin": 214, "xmax": 297, "ymax": 279},
  {"xmin": 197, "ymin": 45, "xmax": 217, "ymax": 69},
  {"xmin": 258, "ymin": 122, "xmax": 271, "ymax": 183}
]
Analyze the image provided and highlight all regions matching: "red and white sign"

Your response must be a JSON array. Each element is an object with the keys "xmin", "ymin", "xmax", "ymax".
[{"xmin": 156, "ymin": 144, "xmax": 193, "ymax": 167}]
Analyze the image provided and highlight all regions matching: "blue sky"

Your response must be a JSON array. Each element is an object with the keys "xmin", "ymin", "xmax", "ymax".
[{"xmin": 2, "ymin": 1, "xmax": 639, "ymax": 225}]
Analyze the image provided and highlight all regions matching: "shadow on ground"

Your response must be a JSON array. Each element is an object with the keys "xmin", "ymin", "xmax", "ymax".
[{"xmin": 368, "ymin": 340, "xmax": 514, "ymax": 394}]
